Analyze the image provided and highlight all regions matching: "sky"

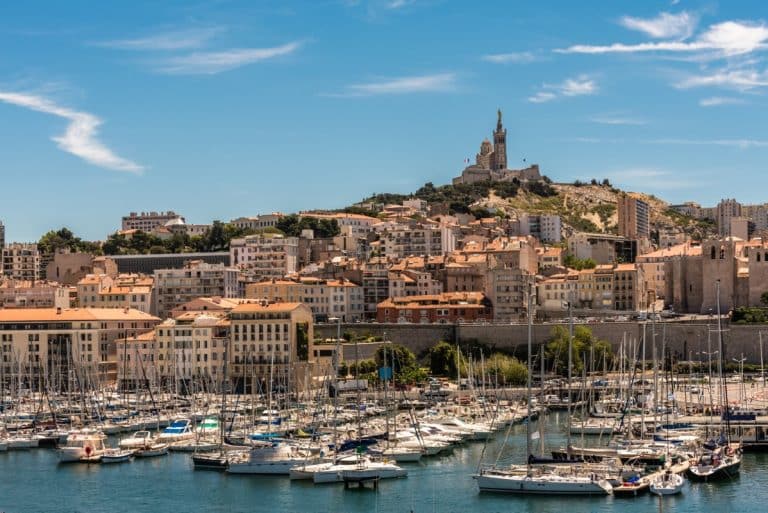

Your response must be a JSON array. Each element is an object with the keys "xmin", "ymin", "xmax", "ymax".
[{"xmin": 1, "ymin": 0, "xmax": 768, "ymax": 241}]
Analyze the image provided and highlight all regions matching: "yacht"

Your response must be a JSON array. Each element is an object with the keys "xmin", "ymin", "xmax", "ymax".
[
  {"xmin": 158, "ymin": 419, "xmax": 196, "ymax": 442},
  {"xmin": 226, "ymin": 441, "xmax": 310, "ymax": 475},
  {"xmin": 58, "ymin": 429, "xmax": 107, "ymax": 463}
]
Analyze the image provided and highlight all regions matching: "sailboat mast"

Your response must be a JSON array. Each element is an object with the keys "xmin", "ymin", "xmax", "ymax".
[
  {"xmin": 525, "ymin": 284, "xmax": 533, "ymax": 461},
  {"xmin": 566, "ymin": 294, "xmax": 573, "ymax": 451}
]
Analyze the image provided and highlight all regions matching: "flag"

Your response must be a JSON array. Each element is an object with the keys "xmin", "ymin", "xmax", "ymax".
[{"xmin": 531, "ymin": 431, "xmax": 541, "ymax": 440}]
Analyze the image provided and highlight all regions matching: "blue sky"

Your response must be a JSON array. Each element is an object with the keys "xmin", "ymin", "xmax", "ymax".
[{"xmin": 1, "ymin": 0, "xmax": 768, "ymax": 241}]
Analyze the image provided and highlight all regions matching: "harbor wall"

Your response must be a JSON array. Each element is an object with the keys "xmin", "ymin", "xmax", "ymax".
[{"xmin": 315, "ymin": 321, "xmax": 768, "ymax": 363}]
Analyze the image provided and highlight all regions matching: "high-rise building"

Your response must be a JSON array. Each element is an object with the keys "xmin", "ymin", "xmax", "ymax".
[
  {"xmin": 716, "ymin": 198, "xmax": 743, "ymax": 237},
  {"xmin": 0, "ymin": 220, "xmax": 5, "ymax": 251},
  {"xmin": 617, "ymin": 194, "xmax": 650, "ymax": 240}
]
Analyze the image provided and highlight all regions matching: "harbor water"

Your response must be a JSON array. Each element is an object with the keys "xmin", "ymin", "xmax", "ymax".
[{"xmin": 1, "ymin": 413, "xmax": 763, "ymax": 513}]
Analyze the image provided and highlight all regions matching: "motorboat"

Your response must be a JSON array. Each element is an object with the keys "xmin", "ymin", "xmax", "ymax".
[
  {"xmin": 158, "ymin": 419, "xmax": 195, "ymax": 442},
  {"xmin": 58, "ymin": 429, "xmax": 107, "ymax": 463},
  {"xmin": 226, "ymin": 441, "xmax": 310, "ymax": 475},
  {"xmin": 101, "ymin": 448, "xmax": 134, "ymax": 464}
]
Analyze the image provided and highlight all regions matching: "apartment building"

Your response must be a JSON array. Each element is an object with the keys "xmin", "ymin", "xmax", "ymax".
[
  {"xmin": 0, "ymin": 280, "xmax": 71, "ymax": 309},
  {"xmin": 2, "ymin": 243, "xmax": 40, "ymax": 281},
  {"xmin": 229, "ymin": 213, "xmax": 285, "ymax": 232},
  {"xmin": 228, "ymin": 302, "xmax": 313, "ymax": 393},
  {"xmin": 0, "ymin": 307, "xmax": 160, "ymax": 388},
  {"xmin": 230, "ymin": 234, "xmax": 299, "ymax": 280},
  {"xmin": 519, "ymin": 213, "xmax": 562, "ymax": 243},
  {"xmin": 77, "ymin": 274, "xmax": 154, "ymax": 313},
  {"xmin": 121, "ymin": 211, "xmax": 184, "ymax": 232},
  {"xmin": 388, "ymin": 269, "xmax": 443, "ymax": 299},
  {"xmin": 618, "ymin": 194, "xmax": 650, "ymax": 240},
  {"xmin": 153, "ymin": 260, "xmax": 239, "ymax": 319},
  {"xmin": 379, "ymin": 224, "xmax": 457, "ymax": 259},
  {"xmin": 117, "ymin": 313, "xmax": 230, "ymax": 390},
  {"xmin": 376, "ymin": 291, "xmax": 493, "ymax": 324},
  {"xmin": 245, "ymin": 277, "xmax": 364, "ymax": 322}
]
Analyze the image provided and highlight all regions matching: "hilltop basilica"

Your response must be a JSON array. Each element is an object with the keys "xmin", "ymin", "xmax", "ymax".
[{"xmin": 452, "ymin": 110, "xmax": 542, "ymax": 185}]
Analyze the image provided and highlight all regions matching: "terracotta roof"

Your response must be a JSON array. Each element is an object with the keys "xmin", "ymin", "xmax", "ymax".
[
  {"xmin": 231, "ymin": 302, "xmax": 305, "ymax": 313},
  {"xmin": 0, "ymin": 308, "xmax": 160, "ymax": 323}
]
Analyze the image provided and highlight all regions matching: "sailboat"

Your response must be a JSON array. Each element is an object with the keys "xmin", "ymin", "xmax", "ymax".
[
  {"xmin": 474, "ymin": 290, "xmax": 613, "ymax": 495},
  {"xmin": 688, "ymin": 280, "xmax": 742, "ymax": 481}
]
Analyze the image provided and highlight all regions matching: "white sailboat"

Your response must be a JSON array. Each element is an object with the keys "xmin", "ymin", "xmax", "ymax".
[
  {"xmin": 474, "ymin": 289, "xmax": 613, "ymax": 496},
  {"xmin": 649, "ymin": 471, "xmax": 684, "ymax": 496}
]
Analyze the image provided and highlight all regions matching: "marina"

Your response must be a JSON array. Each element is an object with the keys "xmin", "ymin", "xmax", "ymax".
[{"xmin": 1, "ymin": 411, "xmax": 767, "ymax": 513}]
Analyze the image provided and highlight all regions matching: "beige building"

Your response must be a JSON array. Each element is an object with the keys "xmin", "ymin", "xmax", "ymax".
[
  {"xmin": 228, "ymin": 302, "xmax": 313, "ymax": 393},
  {"xmin": 118, "ymin": 313, "xmax": 230, "ymax": 391},
  {"xmin": 153, "ymin": 260, "xmax": 240, "ymax": 320},
  {"xmin": 122, "ymin": 211, "xmax": 184, "ymax": 232},
  {"xmin": 77, "ymin": 274, "xmax": 154, "ymax": 313},
  {"xmin": 2, "ymin": 243, "xmax": 40, "ymax": 281},
  {"xmin": 635, "ymin": 243, "xmax": 695, "ymax": 301},
  {"xmin": 0, "ymin": 280, "xmax": 71, "ymax": 309},
  {"xmin": 0, "ymin": 307, "xmax": 159, "ymax": 388},
  {"xmin": 245, "ymin": 277, "xmax": 364, "ymax": 322},
  {"xmin": 229, "ymin": 213, "xmax": 285, "ymax": 232},
  {"xmin": 230, "ymin": 233, "xmax": 299, "ymax": 280},
  {"xmin": 379, "ymin": 223, "xmax": 457, "ymax": 259}
]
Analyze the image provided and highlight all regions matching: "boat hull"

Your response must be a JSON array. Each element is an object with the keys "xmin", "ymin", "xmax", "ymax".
[{"xmin": 475, "ymin": 473, "xmax": 613, "ymax": 495}]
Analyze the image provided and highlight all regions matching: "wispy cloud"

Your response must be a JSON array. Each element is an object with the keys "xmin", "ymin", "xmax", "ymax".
[
  {"xmin": 604, "ymin": 167, "xmax": 696, "ymax": 190},
  {"xmin": 528, "ymin": 75, "xmax": 598, "ymax": 103},
  {"xmin": 96, "ymin": 27, "xmax": 224, "ymax": 51},
  {"xmin": 676, "ymin": 67, "xmax": 768, "ymax": 90},
  {"xmin": 327, "ymin": 73, "xmax": 457, "ymax": 97},
  {"xmin": 0, "ymin": 91, "xmax": 143, "ymax": 173},
  {"xmin": 590, "ymin": 113, "xmax": 647, "ymax": 125},
  {"xmin": 557, "ymin": 20, "xmax": 768, "ymax": 59},
  {"xmin": 619, "ymin": 11, "xmax": 698, "ymax": 39},
  {"xmin": 528, "ymin": 91, "xmax": 557, "ymax": 103},
  {"xmin": 649, "ymin": 137, "xmax": 768, "ymax": 149},
  {"xmin": 482, "ymin": 51, "xmax": 537, "ymax": 64},
  {"xmin": 157, "ymin": 42, "xmax": 302, "ymax": 75},
  {"xmin": 699, "ymin": 96, "xmax": 746, "ymax": 106}
]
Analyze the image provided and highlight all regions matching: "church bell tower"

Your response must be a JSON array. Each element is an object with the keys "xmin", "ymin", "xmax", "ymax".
[{"xmin": 492, "ymin": 109, "xmax": 507, "ymax": 170}]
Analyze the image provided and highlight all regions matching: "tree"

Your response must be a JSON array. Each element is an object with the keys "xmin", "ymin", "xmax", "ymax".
[
  {"xmin": 429, "ymin": 341, "xmax": 458, "ymax": 377},
  {"xmin": 38, "ymin": 227, "xmax": 101, "ymax": 255},
  {"xmin": 375, "ymin": 344, "xmax": 419, "ymax": 383},
  {"xmin": 482, "ymin": 353, "xmax": 527, "ymax": 386},
  {"xmin": 545, "ymin": 325, "xmax": 612, "ymax": 375}
]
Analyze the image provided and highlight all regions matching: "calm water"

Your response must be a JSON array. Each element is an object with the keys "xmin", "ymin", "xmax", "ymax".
[{"xmin": 1, "ymin": 415, "xmax": 763, "ymax": 513}]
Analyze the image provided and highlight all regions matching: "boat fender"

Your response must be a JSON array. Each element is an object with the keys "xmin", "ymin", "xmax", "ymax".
[{"xmin": 85, "ymin": 445, "xmax": 92, "ymax": 456}]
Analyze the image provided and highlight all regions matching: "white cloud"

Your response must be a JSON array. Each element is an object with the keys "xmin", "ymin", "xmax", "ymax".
[
  {"xmin": 528, "ymin": 91, "xmax": 557, "ymax": 103},
  {"xmin": 699, "ymin": 96, "xmax": 746, "ymax": 106},
  {"xmin": 561, "ymin": 76, "xmax": 598, "ymax": 96},
  {"xmin": 0, "ymin": 91, "xmax": 143, "ymax": 173},
  {"xmin": 329, "ymin": 73, "xmax": 457, "ymax": 97},
  {"xmin": 157, "ymin": 42, "xmax": 302, "ymax": 74},
  {"xmin": 529, "ymin": 75, "xmax": 597, "ymax": 103},
  {"xmin": 482, "ymin": 52, "xmax": 537, "ymax": 64},
  {"xmin": 558, "ymin": 20, "xmax": 768, "ymax": 59},
  {"xmin": 676, "ymin": 68, "xmax": 768, "ymax": 90},
  {"xmin": 620, "ymin": 11, "xmax": 697, "ymax": 39},
  {"xmin": 97, "ymin": 27, "xmax": 223, "ymax": 51},
  {"xmin": 590, "ymin": 114, "xmax": 646, "ymax": 125}
]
